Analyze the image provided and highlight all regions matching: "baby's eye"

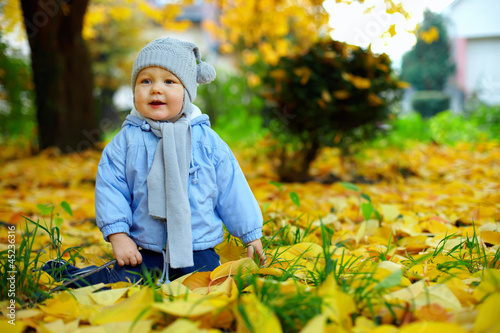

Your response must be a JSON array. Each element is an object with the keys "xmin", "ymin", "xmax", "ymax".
[
  {"xmin": 165, "ymin": 79, "xmax": 175, "ymax": 84},
  {"xmin": 140, "ymin": 78, "xmax": 151, "ymax": 84}
]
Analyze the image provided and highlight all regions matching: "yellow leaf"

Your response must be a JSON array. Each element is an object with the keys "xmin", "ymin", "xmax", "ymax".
[
  {"xmin": 300, "ymin": 314, "xmax": 327, "ymax": 333},
  {"xmin": 413, "ymin": 283, "xmax": 462, "ymax": 311},
  {"xmin": 235, "ymin": 294, "xmax": 282, "ymax": 333},
  {"xmin": 154, "ymin": 299, "xmax": 215, "ymax": 318},
  {"xmin": 354, "ymin": 315, "xmax": 377, "ymax": 330},
  {"xmin": 79, "ymin": 320, "xmax": 154, "ymax": 333},
  {"xmin": 182, "ymin": 271, "xmax": 212, "ymax": 290},
  {"xmin": 90, "ymin": 287, "xmax": 154, "ymax": 325},
  {"xmin": 377, "ymin": 260, "xmax": 403, "ymax": 273},
  {"xmin": 480, "ymin": 230, "xmax": 500, "ymax": 245},
  {"xmin": 379, "ymin": 204, "xmax": 400, "ymax": 222},
  {"xmin": 277, "ymin": 242, "xmax": 324, "ymax": 262},
  {"xmin": 69, "ymin": 283, "xmax": 107, "ymax": 308},
  {"xmin": 388, "ymin": 24, "xmax": 397, "ymax": 37},
  {"xmin": 419, "ymin": 26, "xmax": 440, "ymax": 44},
  {"xmin": 355, "ymin": 220, "xmax": 366, "ymax": 245},
  {"xmin": 109, "ymin": 7, "xmax": 131, "ymax": 21},
  {"xmin": 270, "ymin": 69, "xmax": 287, "ymax": 81},
  {"xmin": 443, "ymin": 277, "xmax": 476, "ymax": 306},
  {"xmin": 397, "ymin": 81, "xmax": 412, "ymax": 89},
  {"xmin": 215, "ymin": 238, "xmax": 247, "ymax": 264},
  {"xmin": 384, "ymin": 279, "xmax": 426, "ymax": 303},
  {"xmin": 16, "ymin": 309, "xmax": 43, "ymax": 320},
  {"xmin": 371, "ymin": 325, "xmax": 399, "ymax": 333},
  {"xmin": 242, "ymin": 49, "xmax": 259, "ymax": 66},
  {"xmin": 161, "ymin": 281, "xmax": 191, "ymax": 297},
  {"xmin": 89, "ymin": 288, "xmax": 129, "ymax": 306},
  {"xmin": 317, "ymin": 274, "xmax": 355, "ymax": 327},
  {"xmin": 333, "ymin": 90, "xmax": 350, "ymax": 100},
  {"xmin": 160, "ymin": 318, "xmax": 206, "ymax": 333},
  {"xmin": 342, "ymin": 72, "xmax": 371, "ymax": 89},
  {"xmin": 38, "ymin": 292, "xmax": 84, "ymax": 321},
  {"xmin": 208, "ymin": 276, "xmax": 238, "ymax": 298},
  {"xmin": 38, "ymin": 319, "xmax": 80, "ymax": 333},
  {"xmin": 294, "ymin": 66, "xmax": 312, "ymax": 85},
  {"xmin": 399, "ymin": 321, "xmax": 467, "ymax": 333},
  {"xmin": 258, "ymin": 267, "xmax": 284, "ymax": 277},
  {"xmin": 414, "ymin": 303, "xmax": 451, "ymax": 322},
  {"xmin": 0, "ymin": 319, "xmax": 26, "ymax": 333},
  {"xmin": 368, "ymin": 93, "xmax": 383, "ymax": 106},
  {"xmin": 473, "ymin": 269, "xmax": 500, "ymax": 302},
  {"xmin": 321, "ymin": 90, "xmax": 332, "ymax": 103},
  {"xmin": 474, "ymin": 292, "xmax": 500, "ymax": 333},
  {"xmin": 247, "ymin": 72, "xmax": 261, "ymax": 88},
  {"xmin": 210, "ymin": 257, "xmax": 259, "ymax": 281}
]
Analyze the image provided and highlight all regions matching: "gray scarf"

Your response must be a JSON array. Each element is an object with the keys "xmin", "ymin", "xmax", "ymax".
[{"xmin": 130, "ymin": 106, "xmax": 194, "ymax": 269}]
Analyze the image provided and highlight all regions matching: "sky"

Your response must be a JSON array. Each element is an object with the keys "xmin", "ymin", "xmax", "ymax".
[{"xmin": 323, "ymin": 0, "xmax": 456, "ymax": 70}]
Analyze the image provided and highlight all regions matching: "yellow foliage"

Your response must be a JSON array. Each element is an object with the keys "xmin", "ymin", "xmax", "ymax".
[
  {"xmin": 234, "ymin": 294, "xmax": 283, "ymax": 333},
  {"xmin": 1, "ymin": 137, "xmax": 500, "ymax": 332},
  {"xmin": 0, "ymin": 0, "xmax": 23, "ymax": 34},
  {"xmin": 203, "ymin": 0, "xmax": 331, "ymax": 63},
  {"xmin": 342, "ymin": 72, "xmax": 371, "ymax": 89},
  {"xmin": 420, "ymin": 26, "xmax": 440, "ymax": 44},
  {"xmin": 247, "ymin": 72, "xmax": 262, "ymax": 88},
  {"xmin": 334, "ymin": 90, "xmax": 350, "ymax": 100}
]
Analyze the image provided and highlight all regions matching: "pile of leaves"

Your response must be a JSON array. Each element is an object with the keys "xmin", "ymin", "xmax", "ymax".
[{"xmin": 0, "ymin": 140, "xmax": 499, "ymax": 332}]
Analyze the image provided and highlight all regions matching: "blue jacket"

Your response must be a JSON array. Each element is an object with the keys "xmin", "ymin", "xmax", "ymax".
[{"xmin": 95, "ymin": 113, "xmax": 263, "ymax": 253}]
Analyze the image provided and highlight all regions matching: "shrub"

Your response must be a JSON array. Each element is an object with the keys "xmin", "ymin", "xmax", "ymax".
[
  {"xmin": 429, "ymin": 110, "xmax": 484, "ymax": 145},
  {"xmin": 411, "ymin": 90, "xmax": 450, "ymax": 118},
  {"xmin": 469, "ymin": 104, "xmax": 500, "ymax": 141},
  {"xmin": 371, "ymin": 112, "xmax": 432, "ymax": 148},
  {"xmin": 260, "ymin": 38, "xmax": 403, "ymax": 182}
]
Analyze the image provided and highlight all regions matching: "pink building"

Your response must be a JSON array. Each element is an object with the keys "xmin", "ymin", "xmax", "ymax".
[{"xmin": 443, "ymin": 0, "xmax": 500, "ymax": 105}]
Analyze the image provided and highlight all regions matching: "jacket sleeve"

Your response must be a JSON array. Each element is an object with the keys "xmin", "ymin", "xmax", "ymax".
[
  {"xmin": 95, "ymin": 133, "xmax": 133, "ymax": 241},
  {"xmin": 214, "ymin": 144, "xmax": 263, "ymax": 244}
]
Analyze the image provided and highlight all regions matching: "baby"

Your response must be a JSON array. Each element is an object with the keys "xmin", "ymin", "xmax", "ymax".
[{"xmin": 43, "ymin": 37, "xmax": 264, "ymax": 286}]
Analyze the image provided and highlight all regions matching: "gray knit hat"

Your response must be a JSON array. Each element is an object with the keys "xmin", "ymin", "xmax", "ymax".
[{"xmin": 131, "ymin": 37, "xmax": 216, "ymax": 103}]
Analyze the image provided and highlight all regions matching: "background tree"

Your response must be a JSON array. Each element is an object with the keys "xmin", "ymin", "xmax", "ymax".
[
  {"xmin": 260, "ymin": 39, "xmax": 404, "ymax": 182},
  {"xmin": 1, "ymin": 0, "xmax": 190, "ymax": 151},
  {"xmin": 20, "ymin": 0, "xmax": 97, "ymax": 152},
  {"xmin": 401, "ymin": 10, "xmax": 454, "ymax": 91},
  {"xmin": 401, "ymin": 10, "xmax": 454, "ymax": 117}
]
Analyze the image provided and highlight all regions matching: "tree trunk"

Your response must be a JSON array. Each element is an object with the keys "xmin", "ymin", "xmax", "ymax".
[
  {"xmin": 277, "ymin": 140, "xmax": 320, "ymax": 183},
  {"xmin": 21, "ymin": 0, "xmax": 99, "ymax": 152}
]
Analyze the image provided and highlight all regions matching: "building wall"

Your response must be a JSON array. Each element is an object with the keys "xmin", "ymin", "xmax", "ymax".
[
  {"xmin": 465, "ymin": 37, "xmax": 500, "ymax": 104},
  {"xmin": 445, "ymin": 0, "xmax": 500, "ymax": 39},
  {"xmin": 444, "ymin": 0, "xmax": 500, "ymax": 105}
]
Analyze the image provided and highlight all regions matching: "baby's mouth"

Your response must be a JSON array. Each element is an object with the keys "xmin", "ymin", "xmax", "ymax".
[{"xmin": 150, "ymin": 100, "xmax": 165, "ymax": 105}]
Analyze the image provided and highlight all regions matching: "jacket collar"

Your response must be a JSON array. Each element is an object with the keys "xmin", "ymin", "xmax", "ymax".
[{"xmin": 123, "ymin": 105, "xmax": 210, "ymax": 130}]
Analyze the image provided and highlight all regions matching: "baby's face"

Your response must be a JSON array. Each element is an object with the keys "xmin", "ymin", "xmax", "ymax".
[{"xmin": 134, "ymin": 66, "xmax": 184, "ymax": 122}]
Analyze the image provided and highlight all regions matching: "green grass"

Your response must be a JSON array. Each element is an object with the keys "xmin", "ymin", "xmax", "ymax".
[
  {"xmin": 0, "ymin": 202, "xmax": 82, "ymax": 305},
  {"xmin": 371, "ymin": 105, "xmax": 500, "ymax": 150}
]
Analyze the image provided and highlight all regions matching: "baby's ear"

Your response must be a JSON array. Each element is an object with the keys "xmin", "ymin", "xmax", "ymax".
[{"xmin": 197, "ymin": 61, "xmax": 216, "ymax": 84}]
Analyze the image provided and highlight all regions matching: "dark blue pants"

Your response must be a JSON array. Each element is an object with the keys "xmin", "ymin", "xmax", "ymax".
[{"xmin": 43, "ymin": 248, "xmax": 220, "ymax": 288}]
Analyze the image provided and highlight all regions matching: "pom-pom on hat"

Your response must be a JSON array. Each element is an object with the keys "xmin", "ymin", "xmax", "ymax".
[{"xmin": 131, "ymin": 37, "xmax": 216, "ymax": 103}]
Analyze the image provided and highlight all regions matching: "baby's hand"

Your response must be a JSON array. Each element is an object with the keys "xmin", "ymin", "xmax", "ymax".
[
  {"xmin": 246, "ymin": 239, "xmax": 267, "ymax": 267},
  {"xmin": 109, "ymin": 233, "xmax": 143, "ymax": 266}
]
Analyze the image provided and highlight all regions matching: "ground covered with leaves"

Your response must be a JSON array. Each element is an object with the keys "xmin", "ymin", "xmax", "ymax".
[{"xmin": 0, "ymin": 141, "xmax": 499, "ymax": 332}]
